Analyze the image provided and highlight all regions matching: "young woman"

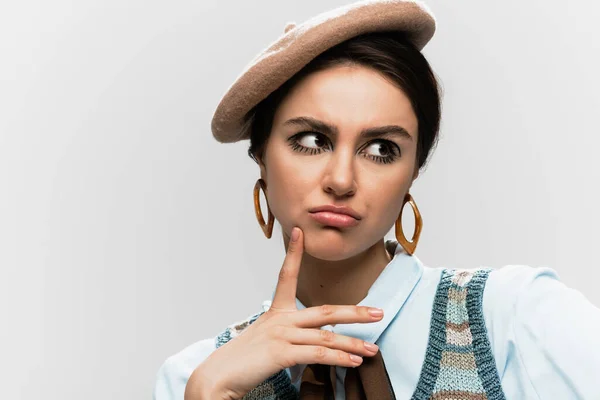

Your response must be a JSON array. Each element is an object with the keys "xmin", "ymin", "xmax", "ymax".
[{"xmin": 153, "ymin": 1, "xmax": 600, "ymax": 399}]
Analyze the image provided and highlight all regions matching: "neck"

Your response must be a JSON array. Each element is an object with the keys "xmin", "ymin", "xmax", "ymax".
[{"xmin": 282, "ymin": 234, "xmax": 393, "ymax": 308}]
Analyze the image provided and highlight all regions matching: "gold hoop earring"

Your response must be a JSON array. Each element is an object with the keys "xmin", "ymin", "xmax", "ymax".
[
  {"xmin": 253, "ymin": 178, "xmax": 274, "ymax": 238},
  {"xmin": 395, "ymin": 193, "xmax": 423, "ymax": 255}
]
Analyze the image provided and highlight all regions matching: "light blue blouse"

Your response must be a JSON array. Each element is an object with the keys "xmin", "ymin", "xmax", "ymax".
[{"xmin": 153, "ymin": 242, "xmax": 600, "ymax": 399}]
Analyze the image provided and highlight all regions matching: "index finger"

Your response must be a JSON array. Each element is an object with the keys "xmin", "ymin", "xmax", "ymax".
[{"xmin": 270, "ymin": 227, "xmax": 303, "ymax": 312}]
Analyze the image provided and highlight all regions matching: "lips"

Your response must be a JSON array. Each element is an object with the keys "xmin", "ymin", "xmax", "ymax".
[
  {"xmin": 308, "ymin": 205, "xmax": 362, "ymax": 219},
  {"xmin": 309, "ymin": 211, "xmax": 360, "ymax": 228},
  {"xmin": 308, "ymin": 204, "xmax": 361, "ymax": 228}
]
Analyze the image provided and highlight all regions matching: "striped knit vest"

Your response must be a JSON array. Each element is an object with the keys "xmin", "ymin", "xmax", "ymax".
[{"xmin": 215, "ymin": 268, "xmax": 507, "ymax": 400}]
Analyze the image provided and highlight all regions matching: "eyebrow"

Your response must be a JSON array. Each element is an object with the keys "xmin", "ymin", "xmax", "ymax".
[{"xmin": 282, "ymin": 116, "xmax": 413, "ymax": 141}]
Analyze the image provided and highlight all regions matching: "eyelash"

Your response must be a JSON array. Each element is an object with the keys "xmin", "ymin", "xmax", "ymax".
[{"xmin": 287, "ymin": 132, "xmax": 401, "ymax": 165}]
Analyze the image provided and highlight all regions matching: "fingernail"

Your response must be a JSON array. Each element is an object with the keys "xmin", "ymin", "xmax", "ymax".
[
  {"xmin": 291, "ymin": 227, "xmax": 299, "ymax": 242},
  {"xmin": 349, "ymin": 354, "xmax": 362, "ymax": 363},
  {"xmin": 368, "ymin": 308, "xmax": 383, "ymax": 317},
  {"xmin": 364, "ymin": 342, "xmax": 378, "ymax": 352}
]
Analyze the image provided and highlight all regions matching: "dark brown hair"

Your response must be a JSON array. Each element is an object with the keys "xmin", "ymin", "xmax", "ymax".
[{"xmin": 244, "ymin": 30, "xmax": 442, "ymax": 172}]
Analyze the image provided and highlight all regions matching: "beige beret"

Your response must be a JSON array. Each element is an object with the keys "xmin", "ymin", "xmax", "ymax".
[{"xmin": 211, "ymin": 0, "xmax": 436, "ymax": 143}]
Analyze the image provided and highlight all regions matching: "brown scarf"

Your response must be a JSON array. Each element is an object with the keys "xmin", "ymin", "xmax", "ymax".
[{"xmin": 298, "ymin": 350, "xmax": 395, "ymax": 399}]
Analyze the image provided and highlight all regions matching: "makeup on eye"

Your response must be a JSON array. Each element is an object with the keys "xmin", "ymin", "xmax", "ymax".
[{"xmin": 286, "ymin": 131, "xmax": 401, "ymax": 164}]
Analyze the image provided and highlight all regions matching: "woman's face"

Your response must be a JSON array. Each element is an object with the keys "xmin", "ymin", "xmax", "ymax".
[{"xmin": 259, "ymin": 64, "xmax": 419, "ymax": 261}]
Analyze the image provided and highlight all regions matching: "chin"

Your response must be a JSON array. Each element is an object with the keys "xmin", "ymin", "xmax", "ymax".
[{"xmin": 303, "ymin": 227, "xmax": 360, "ymax": 261}]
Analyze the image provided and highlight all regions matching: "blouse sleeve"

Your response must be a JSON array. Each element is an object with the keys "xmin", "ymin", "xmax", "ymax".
[
  {"xmin": 153, "ymin": 337, "xmax": 217, "ymax": 400},
  {"xmin": 488, "ymin": 265, "xmax": 600, "ymax": 399}
]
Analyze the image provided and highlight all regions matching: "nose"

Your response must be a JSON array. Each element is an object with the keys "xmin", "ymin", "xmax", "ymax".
[{"xmin": 322, "ymin": 147, "xmax": 357, "ymax": 197}]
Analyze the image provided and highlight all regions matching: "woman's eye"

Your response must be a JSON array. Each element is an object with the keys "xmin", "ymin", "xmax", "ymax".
[
  {"xmin": 362, "ymin": 141, "xmax": 400, "ymax": 164},
  {"xmin": 364, "ymin": 142, "xmax": 392, "ymax": 157},
  {"xmin": 288, "ymin": 132, "xmax": 330, "ymax": 155},
  {"xmin": 297, "ymin": 133, "xmax": 327, "ymax": 149}
]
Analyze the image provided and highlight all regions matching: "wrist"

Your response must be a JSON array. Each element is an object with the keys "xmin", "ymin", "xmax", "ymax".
[{"xmin": 186, "ymin": 365, "xmax": 228, "ymax": 400}]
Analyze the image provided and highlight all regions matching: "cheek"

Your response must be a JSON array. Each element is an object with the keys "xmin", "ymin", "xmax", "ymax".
[
  {"xmin": 263, "ymin": 146, "xmax": 312, "ymax": 220},
  {"xmin": 364, "ymin": 170, "xmax": 413, "ymax": 223}
]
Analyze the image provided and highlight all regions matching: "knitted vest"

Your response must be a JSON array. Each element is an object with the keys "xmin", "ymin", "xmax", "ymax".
[{"xmin": 215, "ymin": 268, "xmax": 507, "ymax": 400}]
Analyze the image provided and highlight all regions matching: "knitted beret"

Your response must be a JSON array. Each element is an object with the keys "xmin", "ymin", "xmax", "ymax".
[{"xmin": 211, "ymin": 0, "xmax": 436, "ymax": 143}]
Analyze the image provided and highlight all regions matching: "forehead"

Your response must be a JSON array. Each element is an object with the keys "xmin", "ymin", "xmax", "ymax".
[{"xmin": 272, "ymin": 64, "xmax": 418, "ymax": 137}]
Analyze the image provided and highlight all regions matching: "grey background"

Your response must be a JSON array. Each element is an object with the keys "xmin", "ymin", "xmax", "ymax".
[{"xmin": 1, "ymin": 0, "xmax": 599, "ymax": 399}]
